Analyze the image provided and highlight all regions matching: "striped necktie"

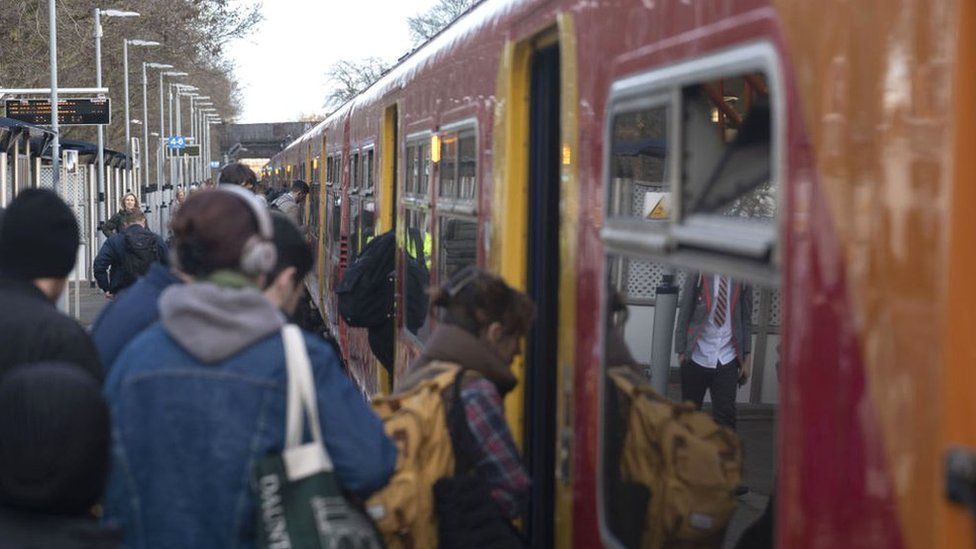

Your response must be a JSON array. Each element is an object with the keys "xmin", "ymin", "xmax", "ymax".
[{"xmin": 713, "ymin": 276, "xmax": 728, "ymax": 326}]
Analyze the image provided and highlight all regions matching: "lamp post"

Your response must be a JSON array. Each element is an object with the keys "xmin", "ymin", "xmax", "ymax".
[
  {"xmin": 122, "ymin": 38, "xmax": 158, "ymax": 194},
  {"xmin": 141, "ymin": 62, "xmax": 172, "ymax": 197},
  {"xmin": 175, "ymin": 85, "xmax": 197, "ymax": 185},
  {"xmin": 193, "ymin": 98, "xmax": 211, "ymax": 180},
  {"xmin": 198, "ymin": 106, "xmax": 215, "ymax": 178},
  {"xmin": 93, "ymin": 8, "xmax": 139, "ymax": 229},
  {"xmin": 159, "ymin": 71, "xmax": 186, "ymax": 188}
]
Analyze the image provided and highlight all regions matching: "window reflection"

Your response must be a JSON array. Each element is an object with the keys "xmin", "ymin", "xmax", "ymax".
[
  {"xmin": 609, "ymin": 106, "xmax": 670, "ymax": 220},
  {"xmin": 601, "ymin": 71, "xmax": 778, "ymax": 549},
  {"xmin": 438, "ymin": 217, "xmax": 477, "ymax": 281}
]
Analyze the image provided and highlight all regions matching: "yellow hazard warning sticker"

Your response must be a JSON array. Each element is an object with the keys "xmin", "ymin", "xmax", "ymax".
[{"xmin": 642, "ymin": 191, "xmax": 671, "ymax": 220}]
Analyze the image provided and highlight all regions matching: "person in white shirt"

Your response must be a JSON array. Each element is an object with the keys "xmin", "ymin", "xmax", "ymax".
[{"xmin": 673, "ymin": 272, "xmax": 753, "ymax": 429}]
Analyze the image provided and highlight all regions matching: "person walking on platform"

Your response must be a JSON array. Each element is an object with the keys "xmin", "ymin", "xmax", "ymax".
[
  {"xmin": 91, "ymin": 212, "xmax": 314, "ymax": 371},
  {"xmin": 0, "ymin": 362, "xmax": 119, "ymax": 548},
  {"xmin": 101, "ymin": 192, "xmax": 140, "ymax": 238},
  {"xmin": 0, "ymin": 189, "xmax": 102, "ymax": 380},
  {"xmin": 93, "ymin": 210, "xmax": 168, "ymax": 299},
  {"xmin": 674, "ymin": 271, "xmax": 753, "ymax": 430},
  {"xmin": 102, "ymin": 186, "xmax": 395, "ymax": 548},
  {"xmin": 271, "ymin": 180, "xmax": 309, "ymax": 227}
]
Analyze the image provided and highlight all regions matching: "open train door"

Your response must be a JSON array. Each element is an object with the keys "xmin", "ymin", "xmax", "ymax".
[{"xmin": 524, "ymin": 38, "xmax": 561, "ymax": 549}]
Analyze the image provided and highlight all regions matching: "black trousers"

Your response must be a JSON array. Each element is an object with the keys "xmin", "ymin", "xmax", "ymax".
[{"xmin": 680, "ymin": 359, "xmax": 739, "ymax": 429}]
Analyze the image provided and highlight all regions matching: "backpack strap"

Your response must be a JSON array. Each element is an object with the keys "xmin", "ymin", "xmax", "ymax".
[{"xmin": 445, "ymin": 369, "xmax": 483, "ymax": 475}]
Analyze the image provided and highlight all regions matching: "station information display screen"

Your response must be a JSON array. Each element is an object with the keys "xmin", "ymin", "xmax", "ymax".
[{"xmin": 4, "ymin": 98, "xmax": 111, "ymax": 126}]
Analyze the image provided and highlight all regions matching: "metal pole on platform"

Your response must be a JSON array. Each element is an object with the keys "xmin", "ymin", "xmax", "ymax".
[
  {"xmin": 94, "ymin": 8, "xmax": 105, "ymax": 227},
  {"xmin": 49, "ymin": 0, "xmax": 60, "ymax": 192}
]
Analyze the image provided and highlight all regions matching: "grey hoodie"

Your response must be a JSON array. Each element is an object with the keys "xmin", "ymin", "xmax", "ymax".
[{"xmin": 158, "ymin": 282, "xmax": 286, "ymax": 363}]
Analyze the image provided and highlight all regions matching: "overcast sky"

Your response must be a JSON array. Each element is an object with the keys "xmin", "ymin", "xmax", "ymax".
[{"xmin": 229, "ymin": 0, "xmax": 439, "ymax": 123}]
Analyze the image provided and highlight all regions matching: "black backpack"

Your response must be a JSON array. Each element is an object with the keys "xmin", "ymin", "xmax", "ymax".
[
  {"xmin": 122, "ymin": 230, "xmax": 159, "ymax": 281},
  {"xmin": 336, "ymin": 231, "xmax": 396, "ymax": 328},
  {"xmin": 335, "ymin": 229, "xmax": 429, "ymax": 330}
]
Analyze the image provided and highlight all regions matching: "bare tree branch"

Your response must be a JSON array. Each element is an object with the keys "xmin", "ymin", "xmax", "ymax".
[
  {"xmin": 323, "ymin": 57, "xmax": 392, "ymax": 113},
  {"xmin": 406, "ymin": 0, "xmax": 478, "ymax": 46}
]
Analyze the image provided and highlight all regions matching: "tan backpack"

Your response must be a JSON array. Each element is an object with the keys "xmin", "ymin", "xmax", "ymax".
[
  {"xmin": 607, "ymin": 366, "xmax": 742, "ymax": 548},
  {"xmin": 365, "ymin": 362, "xmax": 461, "ymax": 549}
]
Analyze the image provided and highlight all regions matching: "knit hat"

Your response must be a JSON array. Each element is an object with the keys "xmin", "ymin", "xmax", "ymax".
[
  {"xmin": 0, "ymin": 362, "xmax": 110, "ymax": 516},
  {"xmin": 0, "ymin": 189, "xmax": 79, "ymax": 280}
]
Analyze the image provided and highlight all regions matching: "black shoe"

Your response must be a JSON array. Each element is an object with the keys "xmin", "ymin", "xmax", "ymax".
[{"xmin": 734, "ymin": 484, "xmax": 750, "ymax": 497}]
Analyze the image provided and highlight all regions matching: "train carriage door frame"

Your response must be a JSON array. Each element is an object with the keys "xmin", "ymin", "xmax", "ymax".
[
  {"xmin": 379, "ymin": 102, "xmax": 399, "ymax": 392},
  {"xmin": 492, "ymin": 16, "xmax": 582, "ymax": 548}
]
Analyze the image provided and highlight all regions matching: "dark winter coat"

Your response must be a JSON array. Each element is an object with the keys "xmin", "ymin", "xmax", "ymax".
[
  {"xmin": 0, "ymin": 279, "xmax": 102, "ymax": 381},
  {"xmin": 91, "ymin": 263, "xmax": 183, "ymax": 369},
  {"xmin": 0, "ymin": 507, "xmax": 120, "ymax": 549},
  {"xmin": 92, "ymin": 225, "xmax": 168, "ymax": 295},
  {"xmin": 101, "ymin": 208, "xmax": 137, "ymax": 238}
]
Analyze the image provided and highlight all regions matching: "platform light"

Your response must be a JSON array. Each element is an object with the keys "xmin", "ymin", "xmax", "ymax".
[
  {"xmin": 430, "ymin": 134, "xmax": 441, "ymax": 163},
  {"xmin": 562, "ymin": 145, "xmax": 572, "ymax": 166}
]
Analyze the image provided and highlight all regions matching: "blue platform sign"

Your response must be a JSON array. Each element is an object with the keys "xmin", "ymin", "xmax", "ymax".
[{"xmin": 167, "ymin": 135, "xmax": 186, "ymax": 149}]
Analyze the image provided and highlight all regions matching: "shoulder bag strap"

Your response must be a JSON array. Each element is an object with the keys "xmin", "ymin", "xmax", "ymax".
[{"xmin": 282, "ymin": 324, "xmax": 334, "ymax": 477}]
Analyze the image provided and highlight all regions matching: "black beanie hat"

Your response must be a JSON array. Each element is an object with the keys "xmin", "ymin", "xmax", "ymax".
[
  {"xmin": 0, "ymin": 362, "xmax": 110, "ymax": 516},
  {"xmin": 0, "ymin": 189, "xmax": 79, "ymax": 280}
]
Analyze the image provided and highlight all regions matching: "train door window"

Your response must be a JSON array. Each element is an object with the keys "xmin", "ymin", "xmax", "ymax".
[
  {"xmin": 366, "ymin": 149, "xmax": 375, "ymax": 191},
  {"xmin": 439, "ymin": 134, "xmax": 458, "ymax": 199},
  {"xmin": 404, "ymin": 135, "xmax": 432, "ymax": 341},
  {"xmin": 458, "ymin": 131, "xmax": 476, "ymax": 201},
  {"xmin": 599, "ymin": 44, "xmax": 781, "ymax": 549},
  {"xmin": 437, "ymin": 217, "xmax": 477, "ymax": 280},
  {"xmin": 404, "ymin": 207, "xmax": 431, "ymax": 341},
  {"xmin": 433, "ymin": 125, "xmax": 478, "ymax": 284},
  {"xmin": 437, "ymin": 127, "xmax": 477, "ymax": 202},
  {"xmin": 361, "ymin": 148, "xmax": 376, "ymax": 253},
  {"xmin": 351, "ymin": 152, "xmax": 360, "ymax": 191}
]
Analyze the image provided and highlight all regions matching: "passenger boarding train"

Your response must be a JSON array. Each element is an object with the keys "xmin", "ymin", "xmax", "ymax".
[{"xmin": 267, "ymin": 0, "xmax": 976, "ymax": 546}]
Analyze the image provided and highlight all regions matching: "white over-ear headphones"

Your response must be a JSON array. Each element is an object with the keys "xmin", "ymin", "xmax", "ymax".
[{"xmin": 216, "ymin": 184, "xmax": 277, "ymax": 276}]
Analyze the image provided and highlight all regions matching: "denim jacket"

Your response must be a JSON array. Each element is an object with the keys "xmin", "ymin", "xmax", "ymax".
[{"xmin": 103, "ymin": 281, "xmax": 396, "ymax": 548}]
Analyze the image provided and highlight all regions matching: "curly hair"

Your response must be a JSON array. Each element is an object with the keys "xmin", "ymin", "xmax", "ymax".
[{"xmin": 429, "ymin": 266, "xmax": 535, "ymax": 337}]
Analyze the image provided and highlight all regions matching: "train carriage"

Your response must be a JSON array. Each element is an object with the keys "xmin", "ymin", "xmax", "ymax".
[{"xmin": 267, "ymin": 0, "xmax": 976, "ymax": 547}]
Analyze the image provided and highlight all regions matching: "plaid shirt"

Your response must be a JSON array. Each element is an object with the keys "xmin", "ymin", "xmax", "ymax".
[{"xmin": 460, "ymin": 376, "xmax": 530, "ymax": 519}]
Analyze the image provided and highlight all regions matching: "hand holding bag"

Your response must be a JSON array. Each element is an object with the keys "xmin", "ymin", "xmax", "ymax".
[{"xmin": 252, "ymin": 325, "xmax": 384, "ymax": 549}]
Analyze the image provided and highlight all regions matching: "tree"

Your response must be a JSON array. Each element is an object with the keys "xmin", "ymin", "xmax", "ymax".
[
  {"xmin": 323, "ymin": 57, "xmax": 392, "ymax": 112},
  {"xmin": 0, "ymin": 0, "xmax": 261, "ymax": 152},
  {"xmin": 407, "ymin": 0, "xmax": 478, "ymax": 46}
]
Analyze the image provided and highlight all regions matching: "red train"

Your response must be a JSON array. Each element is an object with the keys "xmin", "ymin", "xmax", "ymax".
[{"xmin": 267, "ymin": 0, "xmax": 976, "ymax": 546}]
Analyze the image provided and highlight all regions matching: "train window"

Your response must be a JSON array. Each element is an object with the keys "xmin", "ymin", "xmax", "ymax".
[
  {"xmin": 458, "ymin": 132, "xmax": 476, "ymax": 201},
  {"xmin": 365, "ymin": 149, "xmax": 375, "ymax": 191},
  {"xmin": 438, "ymin": 129, "xmax": 477, "ymax": 202},
  {"xmin": 405, "ymin": 138, "xmax": 431, "ymax": 197},
  {"xmin": 439, "ymin": 135, "xmax": 457, "ymax": 199},
  {"xmin": 330, "ymin": 190, "xmax": 342, "ymax": 243},
  {"xmin": 404, "ymin": 208, "xmax": 431, "ymax": 340},
  {"xmin": 351, "ymin": 153, "xmax": 360, "ymax": 190},
  {"xmin": 437, "ymin": 217, "xmax": 477, "ymax": 281},
  {"xmin": 600, "ymin": 45, "xmax": 781, "ymax": 549},
  {"xmin": 349, "ymin": 196, "xmax": 362, "ymax": 257}
]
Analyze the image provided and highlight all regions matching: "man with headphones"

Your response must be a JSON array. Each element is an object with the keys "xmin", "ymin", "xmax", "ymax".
[{"xmin": 102, "ymin": 185, "xmax": 396, "ymax": 548}]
